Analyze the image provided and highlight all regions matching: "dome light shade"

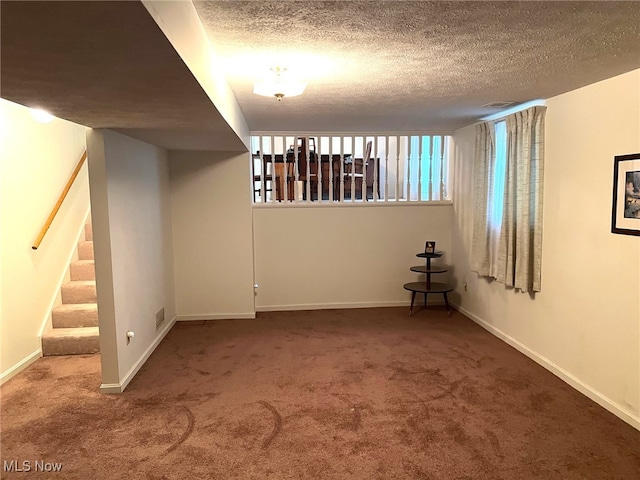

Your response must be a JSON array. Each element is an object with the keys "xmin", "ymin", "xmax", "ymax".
[
  {"xmin": 253, "ymin": 66, "xmax": 306, "ymax": 101},
  {"xmin": 30, "ymin": 108, "xmax": 55, "ymax": 124}
]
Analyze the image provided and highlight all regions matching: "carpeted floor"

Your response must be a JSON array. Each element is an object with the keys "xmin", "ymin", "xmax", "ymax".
[{"xmin": 1, "ymin": 307, "xmax": 639, "ymax": 479}]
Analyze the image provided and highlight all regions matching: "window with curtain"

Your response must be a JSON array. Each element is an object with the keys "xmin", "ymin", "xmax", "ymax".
[{"xmin": 471, "ymin": 106, "xmax": 546, "ymax": 293}]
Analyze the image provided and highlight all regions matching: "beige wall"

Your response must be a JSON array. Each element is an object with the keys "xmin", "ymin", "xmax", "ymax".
[
  {"xmin": 87, "ymin": 130, "xmax": 176, "ymax": 392},
  {"xmin": 0, "ymin": 99, "xmax": 88, "ymax": 383},
  {"xmin": 169, "ymin": 151, "xmax": 255, "ymax": 319},
  {"xmin": 253, "ymin": 204, "xmax": 453, "ymax": 310},
  {"xmin": 451, "ymin": 69, "xmax": 640, "ymax": 428},
  {"xmin": 168, "ymin": 149, "xmax": 453, "ymax": 315}
]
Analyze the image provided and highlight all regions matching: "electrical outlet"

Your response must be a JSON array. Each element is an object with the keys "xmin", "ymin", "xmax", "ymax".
[{"xmin": 155, "ymin": 307, "xmax": 165, "ymax": 330}]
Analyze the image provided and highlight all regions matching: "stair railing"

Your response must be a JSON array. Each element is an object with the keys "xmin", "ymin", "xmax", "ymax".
[{"xmin": 32, "ymin": 150, "xmax": 88, "ymax": 250}]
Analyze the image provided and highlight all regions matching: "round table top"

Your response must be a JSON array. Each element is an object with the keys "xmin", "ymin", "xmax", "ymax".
[
  {"xmin": 410, "ymin": 265, "xmax": 447, "ymax": 274},
  {"xmin": 416, "ymin": 251, "xmax": 443, "ymax": 258},
  {"xmin": 403, "ymin": 281, "xmax": 453, "ymax": 294}
]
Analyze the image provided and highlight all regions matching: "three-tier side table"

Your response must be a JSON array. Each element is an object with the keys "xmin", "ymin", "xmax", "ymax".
[{"xmin": 403, "ymin": 251, "xmax": 453, "ymax": 316}]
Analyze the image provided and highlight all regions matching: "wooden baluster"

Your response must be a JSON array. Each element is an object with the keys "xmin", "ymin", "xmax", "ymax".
[
  {"xmin": 280, "ymin": 136, "xmax": 289, "ymax": 202},
  {"xmin": 306, "ymin": 136, "xmax": 312, "ymax": 201},
  {"xmin": 439, "ymin": 136, "xmax": 446, "ymax": 200},
  {"xmin": 394, "ymin": 135, "xmax": 400, "ymax": 202},
  {"xmin": 330, "ymin": 137, "xmax": 335, "ymax": 202},
  {"xmin": 317, "ymin": 136, "xmax": 323, "ymax": 202},
  {"xmin": 350, "ymin": 137, "xmax": 356, "ymax": 201},
  {"xmin": 297, "ymin": 135, "xmax": 304, "ymax": 202},
  {"xmin": 362, "ymin": 136, "xmax": 368, "ymax": 201},
  {"xmin": 270, "ymin": 136, "xmax": 276, "ymax": 202},
  {"xmin": 428, "ymin": 136, "xmax": 434, "ymax": 201},
  {"xmin": 292, "ymin": 135, "xmax": 299, "ymax": 203},
  {"xmin": 417, "ymin": 135, "xmax": 423, "ymax": 202},
  {"xmin": 340, "ymin": 136, "xmax": 345, "ymax": 202},
  {"xmin": 259, "ymin": 136, "xmax": 266, "ymax": 203},
  {"xmin": 407, "ymin": 136, "xmax": 412, "ymax": 202},
  {"xmin": 384, "ymin": 136, "xmax": 389, "ymax": 202},
  {"xmin": 373, "ymin": 137, "xmax": 378, "ymax": 202}
]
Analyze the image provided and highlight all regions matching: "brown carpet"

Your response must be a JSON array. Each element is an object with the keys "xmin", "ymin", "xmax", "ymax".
[{"xmin": 1, "ymin": 307, "xmax": 639, "ymax": 479}]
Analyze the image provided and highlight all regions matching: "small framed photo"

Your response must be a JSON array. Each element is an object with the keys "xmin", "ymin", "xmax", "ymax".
[
  {"xmin": 612, "ymin": 153, "xmax": 640, "ymax": 236},
  {"xmin": 424, "ymin": 241, "xmax": 436, "ymax": 254}
]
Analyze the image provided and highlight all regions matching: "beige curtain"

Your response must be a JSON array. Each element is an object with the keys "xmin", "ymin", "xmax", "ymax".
[
  {"xmin": 471, "ymin": 106, "xmax": 546, "ymax": 293},
  {"xmin": 497, "ymin": 106, "xmax": 546, "ymax": 292},
  {"xmin": 470, "ymin": 122, "xmax": 495, "ymax": 277}
]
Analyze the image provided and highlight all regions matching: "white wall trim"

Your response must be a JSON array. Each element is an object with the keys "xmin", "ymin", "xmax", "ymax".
[
  {"xmin": 0, "ymin": 349, "xmax": 42, "ymax": 385},
  {"xmin": 452, "ymin": 302, "xmax": 640, "ymax": 431},
  {"xmin": 250, "ymin": 130, "xmax": 455, "ymax": 137},
  {"xmin": 176, "ymin": 313, "xmax": 256, "ymax": 321},
  {"xmin": 256, "ymin": 299, "xmax": 448, "ymax": 312},
  {"xmin": 100, "ymin": 316, "xmax": 177, "ymax": 394},
  {"xmin": 99, "ymin": 383, "xmax": 122, "ymax": 394},
  {"xmin": 252, "ymin": 200, "xmax": 453, "ymax": 210}
]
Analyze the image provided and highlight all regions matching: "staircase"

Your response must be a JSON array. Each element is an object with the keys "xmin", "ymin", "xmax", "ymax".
[{"xmin": 41, "ymin": 221, "xmax": 100, "ymax": 356}]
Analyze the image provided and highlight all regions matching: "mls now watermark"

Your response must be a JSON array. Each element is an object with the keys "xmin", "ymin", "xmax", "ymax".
[{"xmin": 3, "ymin": 460, "xmax": 63, "ymax": 473}]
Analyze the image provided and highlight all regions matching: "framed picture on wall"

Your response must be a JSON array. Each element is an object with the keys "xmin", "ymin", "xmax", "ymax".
[{"xmin": 612, "ymin": 153, "xmax": 640, "ymax": 236}]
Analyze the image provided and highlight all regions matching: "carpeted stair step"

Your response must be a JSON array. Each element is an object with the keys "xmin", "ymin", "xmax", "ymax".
[
  {"xmin": 61, "ymin": 281, "xmax": 96, "ymax": 304},
  {"xmin": 52, "ymin": 303, "xmax": 98, "ymax": 328},
  {"xmin": 69, "ymin": 260, "xmax": 96, "ymax": 281},
  {"xmin": 78, "ymin": 241, "xmax": 94, "ymax": 260},
  {"xmin": 41, "ymin": 327, "xmax": 100, "ymax": 356},
  {"xmin": 70, "ymin": 260, "xmax": 95, "ymax": 281}
]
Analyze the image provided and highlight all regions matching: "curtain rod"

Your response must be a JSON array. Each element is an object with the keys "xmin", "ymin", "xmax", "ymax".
[{"xmin": 480, "ymin": 99, "xmax": 546, "ymax": 123}]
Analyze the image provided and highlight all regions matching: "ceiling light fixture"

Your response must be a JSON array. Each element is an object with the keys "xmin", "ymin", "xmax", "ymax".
[
  {"xmin": 253, "ymin": 66, "xmax": 306, "ymax": 101},
  {"xmin": 30, "ymin": 108, "xmax": 55, "ymax": 124}
]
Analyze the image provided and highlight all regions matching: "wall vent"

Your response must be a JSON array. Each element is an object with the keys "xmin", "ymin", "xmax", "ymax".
[{"xmin": 155, "ymin": 307, "xmax": 165, "ymax": 330}]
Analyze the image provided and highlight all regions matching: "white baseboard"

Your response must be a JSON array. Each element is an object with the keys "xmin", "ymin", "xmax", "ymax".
[
  {"xmin": 255, "ymin": 299, "xmax": 448, "ymax": 312},
  {"xmin": 100, "ymin": 316, "xmax": 177, "ymax": 394},
  {"xmin": 99, "ymin": 383, "xmax": 122, "ymax": 394},
  {"xmin": 452, "ymin": 302, "xmax": 640, "ymax": 431},
  {"xmin": 257, "ymin": 301, "xmax": 405, "ymax": 312},
  {"xmin": 176, "ymin": 312, "xmax": 256, "ymax": 321},
  {"xmin": 176, "ymin": 302, "xmax": 444, "ymax": 316},
  {"xmin": 1, "ymin": 349, "xmax": 42, "ymax": 385}
]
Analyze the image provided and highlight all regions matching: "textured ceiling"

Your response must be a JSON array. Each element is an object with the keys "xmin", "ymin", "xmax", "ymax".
[
  {"xmin": 195, "ymin": 0, "xmax": 640, "ymax": 133},
  {"xmin": 1, "ymin": 1, "xmax": 639, "ymax": 149}
]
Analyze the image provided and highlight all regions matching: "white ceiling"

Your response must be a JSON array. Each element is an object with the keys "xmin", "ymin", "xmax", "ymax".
[{"xmin": 1, "ymin": 1, "xmax": 639, "ymax": 149}]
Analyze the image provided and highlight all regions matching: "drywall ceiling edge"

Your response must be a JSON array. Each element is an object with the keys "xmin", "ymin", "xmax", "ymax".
[{"xmin": 142, "ymin": 0, "xmax": 250, "ymax": 149}]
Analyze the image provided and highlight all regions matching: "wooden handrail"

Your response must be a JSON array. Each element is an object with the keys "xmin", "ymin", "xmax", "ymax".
[{"xmin": 32, "ymin": 150, "xmax": 87, "ymax": 250}]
